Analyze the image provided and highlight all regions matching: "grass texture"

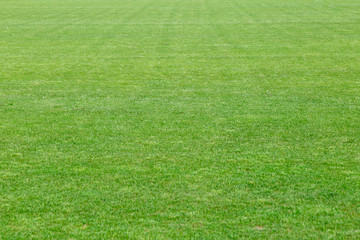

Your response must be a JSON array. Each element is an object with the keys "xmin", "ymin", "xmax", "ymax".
[{"xmin": 0, "ymin": 0, "xmax": 359, "ymax": 238}]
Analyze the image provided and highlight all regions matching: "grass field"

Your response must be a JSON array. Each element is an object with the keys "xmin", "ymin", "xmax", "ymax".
[{"xmin": 1, "ymin": 0, "xmax": 360, "ymax": 238}]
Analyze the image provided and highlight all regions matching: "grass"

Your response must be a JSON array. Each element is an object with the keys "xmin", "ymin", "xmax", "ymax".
[{"xmin": 0, "ymin": 0, "xmax": 359, "ymax": 238}]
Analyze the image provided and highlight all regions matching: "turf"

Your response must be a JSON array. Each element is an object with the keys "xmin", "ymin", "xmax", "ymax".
[{"xmin": 0, "ymin": 0, "xmax": 359, "ymax": 238}]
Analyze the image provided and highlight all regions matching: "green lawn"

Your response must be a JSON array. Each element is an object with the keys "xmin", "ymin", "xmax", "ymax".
[{"xmin": 1, "ymin": 0, "xmax": 359, "ymax": 238}]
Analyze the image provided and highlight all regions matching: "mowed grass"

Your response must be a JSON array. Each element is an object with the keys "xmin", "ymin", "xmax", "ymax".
[{"xmin": 0, "ymin": 0, "xmax": 359, "ymax": 238}]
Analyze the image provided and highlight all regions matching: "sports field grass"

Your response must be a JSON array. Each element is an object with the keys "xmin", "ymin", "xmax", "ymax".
[{"xmin": 1, "ymin": 0, "xmax": 359, "ymax": 238}]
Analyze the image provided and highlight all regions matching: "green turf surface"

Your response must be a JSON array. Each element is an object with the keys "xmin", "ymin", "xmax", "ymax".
[{"xmin": 1, "ymin": 0, "xmax": 360, "ymax": 238}]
